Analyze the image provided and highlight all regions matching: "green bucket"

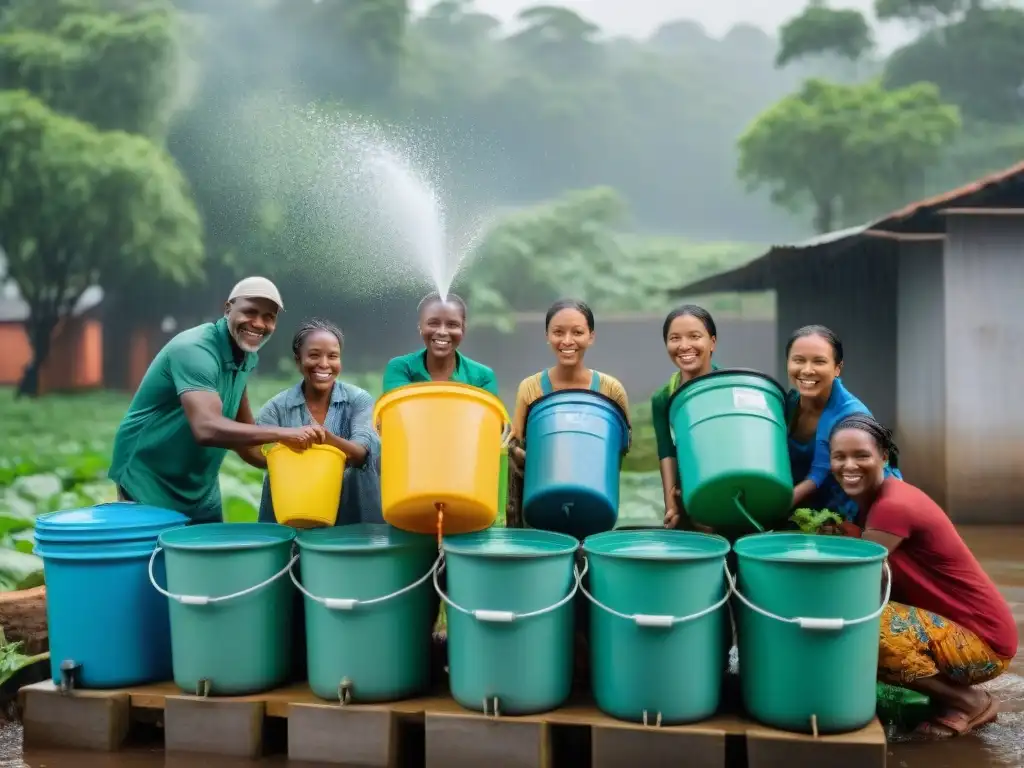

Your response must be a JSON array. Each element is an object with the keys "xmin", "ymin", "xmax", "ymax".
[
  {"xmin": 293, "ymin": 524, "xmax": 440, "ymax": 703},
  {"xmin": 153, "ymin": 522, "xmax": 296, "ymax": 695},
  {"xmin": 733, "ymin": 533, "xmax": 890, "ymax": 734},
  {"xmin": 438, "ymin": 528, "xmax": 579, "ymax": 715},
  {"xmin": 668, "ymin": 369, "xmax": 792, "ymax": 534},
  {"xmin": 497, "ymin": 446, "xmax": 509, "ymax": 525},
  {"xmin": 581, "ymin": 530, "xmax": 732, "ymax": 724}
]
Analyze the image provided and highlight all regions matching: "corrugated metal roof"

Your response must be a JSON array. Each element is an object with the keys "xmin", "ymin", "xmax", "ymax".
[{"xmin": 672, "ymin": 160, "xmax": 1024, "ymax": 296}]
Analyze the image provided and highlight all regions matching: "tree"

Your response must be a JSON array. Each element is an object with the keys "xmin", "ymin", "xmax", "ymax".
[
  {"xmin": 874, "ymin": 0, "xmax": 974, "ymax": 24},
  {"xmin": 776, "ymin": 2, "xmax": 873, "ymax": 67},
  {"xmin": 0, "ymin": 90, "xmax": 203, "ymax": 396},
  {"xmin": 737, "ymin": 78, "xmax": 961, "ymax": 233}
]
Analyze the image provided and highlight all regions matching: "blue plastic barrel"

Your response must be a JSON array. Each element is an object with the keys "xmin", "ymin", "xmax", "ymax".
[
  {"xmin": 523, "ymin": 390, "xmax": 630, "ymax": 539},
  {"xmin": 34, "ymin": 502, "xmax": 188, "ymax": 689}
]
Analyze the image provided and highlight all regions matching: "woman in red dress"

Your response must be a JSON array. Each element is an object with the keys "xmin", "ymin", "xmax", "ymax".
[{"xmin": 827, "ymin": 414, "xmax": 1018, "ymax": 739}]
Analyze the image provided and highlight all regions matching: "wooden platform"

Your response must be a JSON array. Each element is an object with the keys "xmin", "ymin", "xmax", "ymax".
[{"xmin": 18, "ymin": 679, "xmax": 887, "ymax": 768}]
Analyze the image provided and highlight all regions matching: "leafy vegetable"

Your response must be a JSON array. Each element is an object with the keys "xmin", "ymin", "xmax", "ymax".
[
  {"xmin": 789, "ymin": 508, "xmax": 843, "ymax": 534},
  {"xmin": 0, "ymin": 628, "xmax": 49, "ymax": 688}
]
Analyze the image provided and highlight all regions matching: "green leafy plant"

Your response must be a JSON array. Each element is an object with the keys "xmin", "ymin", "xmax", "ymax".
[
  {"xmin": 0, "ymin": 627, "xmax": 49, "ymax": 688},
  {"xmin": 789, "ymin": 507, "xmax": 842, "ymax": 533}
]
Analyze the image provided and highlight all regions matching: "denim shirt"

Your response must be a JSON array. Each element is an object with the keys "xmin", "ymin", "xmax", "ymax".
[{"xmin": 256, "ymin": 380, "xmax": 383, "ymax": 526}]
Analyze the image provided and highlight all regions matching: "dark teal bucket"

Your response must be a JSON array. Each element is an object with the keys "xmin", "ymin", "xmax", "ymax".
[
  {"xmin": 582, "ymin": 530, "xmax": 732, "ymax": 724},
  {"xmin": 293, "ymin": 524, "xmax": 440, "ymax": 703},
  {"xmin": 733, "ymin": 533, "xmax": 890, "ymax": 733},
  {"xmin": 438, "ymin": 528, "xmax": 580, "ymax": 715},
  {"xmin": 153, "ymin": 523, "xmax": 296, "ymax": 696}
]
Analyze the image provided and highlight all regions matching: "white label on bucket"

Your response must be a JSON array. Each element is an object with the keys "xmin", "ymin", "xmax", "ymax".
[{"xmin": 733, "ymin": 388, "xmax": 768, "ymax": 411}]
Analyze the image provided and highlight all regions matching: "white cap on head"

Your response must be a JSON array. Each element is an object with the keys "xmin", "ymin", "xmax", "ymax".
[{"xmin": 228, "ymin": 276, "xmax": 284, "ymax": 310}]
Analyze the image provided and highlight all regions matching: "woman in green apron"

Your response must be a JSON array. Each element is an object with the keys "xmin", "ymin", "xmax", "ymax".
[{"xmin": 651, "ymin": 305, "xmax": 718, "ymax": 531}]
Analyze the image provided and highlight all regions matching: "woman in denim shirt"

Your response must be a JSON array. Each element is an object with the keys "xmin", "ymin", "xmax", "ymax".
[{"xmin": 255, "ymin": 319, "xmax": 382, "ymax": 525}]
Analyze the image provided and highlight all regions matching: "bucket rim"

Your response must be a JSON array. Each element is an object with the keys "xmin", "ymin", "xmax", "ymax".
[
  {"xmin": 373, "ymin": 381, "xmax": 509, "ymax": 426},
  {"xmin": 583, "ymin": 529, "xmax": 731, "ymax": 560},
  {"xmin": 525, "ymin": 388, "xmax": 630, "ymax": 440},
  {"xmin": 157, "ymin": 522, "xmax": 296, "ymax": 551},
  {"xmin": 262, "ymin": 442, "xmax": 346, "ymax": 459},
  {"xmin": 443, "ymin": 527, "xmax": 580, "ymax": 558},
  {"xmin": 733, "ymin": 532, "xmax": 888, "ymax": 563},
  {"xmin": 295, "ymin": 523, "xmax": 435, "ymax": 552},
  {"xmin": 668, "ymin": 367, "xmax": 786, "ymax": 408}
]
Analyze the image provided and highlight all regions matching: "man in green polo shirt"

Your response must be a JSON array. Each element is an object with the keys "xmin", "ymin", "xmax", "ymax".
[{"xmin": 108, "ymin": 277, "xmax": 325, "ymax": 522}]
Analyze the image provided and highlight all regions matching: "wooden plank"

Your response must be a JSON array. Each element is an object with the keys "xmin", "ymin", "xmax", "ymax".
[
  {"xmin": 288, "ymin": 702, "xmax": 398, "ymax": 767},
  {"xmin": 745, "ymin": 718, "xmax": 887, "ymax": 768},
  {"xmin": 425, "ymin": 711, "xmax": 551, "ymax": 768},
  {"xmin": 590, "ymin": 719, "xmax": 729, "ymax": 768},
  {"xmin": 164, "ymin": 696, "xmax": 265, "ymax": 759},
  {"xmin": 21, "ymin": 686, "xmax": 131, "ymax": 751}
]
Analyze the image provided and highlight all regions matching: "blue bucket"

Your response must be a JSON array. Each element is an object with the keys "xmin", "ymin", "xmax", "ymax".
[
  {"xmin": 34, "ymin": 502, "xmax": 188, "ymax": 689},
  {"xmin": 523, "ymin": 390, "xmax": 630, "ymax": 539}
]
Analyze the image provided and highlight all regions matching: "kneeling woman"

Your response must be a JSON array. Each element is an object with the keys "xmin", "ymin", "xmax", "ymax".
[
  {"xmin": 255, "ymin": 319, "xmax": 382, "ymax": 525},
  {"xmin": 829, "ymin": 415, "xmax": 1017, "ymax": 739},
  {"xmin": 786, "ymin": 325, "xmax": 901, "ymax": 522},
  {"xmin": 506, "ymin": 299, "xmax": 631, "ymax": 529}
]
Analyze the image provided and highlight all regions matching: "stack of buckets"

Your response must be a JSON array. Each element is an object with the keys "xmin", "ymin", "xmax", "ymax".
[{"xmin": 35, "ymin": 373, "xmax": 889, "ymax": 736}]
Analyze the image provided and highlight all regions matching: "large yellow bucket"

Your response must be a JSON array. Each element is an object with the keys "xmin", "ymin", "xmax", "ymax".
[
  {"xmin": 263, "ymin": 443, "xmax": 347, "ymax": 528},
  {"xmin": 374, "ymin": 382, "xmax": 510, "ymax": 535}
]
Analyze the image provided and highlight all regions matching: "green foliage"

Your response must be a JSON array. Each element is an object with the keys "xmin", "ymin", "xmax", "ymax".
[
  {"xmin": 737, "ymin": 78, "xmax": 961, "ymax": 233},
  {"xmin": 0, "ymin": 628, "xmax": 49, "ymax": 687},
  {"xmin": 874, "ymin": 0, "xmax": 967, "ymax": 23},
  {"xmin": 776, "ymin": 3, "xmax": 874, "ymax": 68},
  {"xmin": 883, "ymin": 6, "xmax": 1024, "ymax": 125},
  {"xmin": 789, "ymin": 507, "xmax": 842, "ymax": 533}
]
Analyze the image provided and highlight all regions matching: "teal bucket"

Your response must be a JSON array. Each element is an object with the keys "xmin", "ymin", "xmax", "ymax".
[
  {"xmin": 292, "ymin": 524, "xmax": 440, "ymax": 703},
  {"xmin": 151, "ymin": 523, "xmax": 296, "ymax": 696},
  {"xmin": 733, "ymin": 533, "xmax": 890, "ymax": 733},
  {"xmin": 581, "ymin": 530, "xmax": 732, "ymax": 724},
  {"xmin": 438, "ymin": 528, "xmax": 580, "ymax": 715}
]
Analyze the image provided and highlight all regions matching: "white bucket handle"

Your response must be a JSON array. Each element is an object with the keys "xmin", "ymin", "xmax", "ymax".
[
  {"xmin": 148, "ymin": 546, "xmax": 298, "ymax": 606},
  {"xmin": 433, "ymin": 554, "xmax": 587, "ymax": 623},
  {"xmin": 729, "ymin": 560, "xmax": 892, "ymax": 631},
  {"xmin": 578, "ymin": 556, "xmax": 734, "ymax": 628},
  {"xmin": 289, "ymin": 550, "xmax": 443, "ymax": 610}
]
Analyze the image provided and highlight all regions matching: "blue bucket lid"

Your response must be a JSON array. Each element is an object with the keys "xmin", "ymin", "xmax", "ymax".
[
  {"xmin": 158, "ymin": 522, "xmax": 295, "ymax": 551},
  {"xmin": 443, "ymin": 528, "xmax": 579, "ymax": 558},
  {"xmin": 733, "ymin": 532, "xmax": 887, "ymax": 563},
  {"xmin": 35, "ymin": 502, "xmax": 188, "ymax": 542},
  {"xmin": 296, "ymin": 523, "xmax": 434, "ymax": 552},
  {"xmin": 583, "ymin": 529, "xmax": 730, "ymax": 560}
]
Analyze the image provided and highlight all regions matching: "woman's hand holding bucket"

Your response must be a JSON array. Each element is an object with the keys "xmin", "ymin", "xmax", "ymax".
[{"xmin": 278, "ymin": 424, "xmax": 327, "ymax": 452}]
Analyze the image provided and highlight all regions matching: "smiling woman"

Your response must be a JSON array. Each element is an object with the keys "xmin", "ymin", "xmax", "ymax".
[
  {"xmin": 380, "ymin": 292, "xmax": 498, "ymax": 396},
  {"xmin": 784, "ymin": 324, "xmax": 902, "ymax": 521},
  {"xmin": 254, "ymin": 318, "xmax": 382, "ymax": 526}
]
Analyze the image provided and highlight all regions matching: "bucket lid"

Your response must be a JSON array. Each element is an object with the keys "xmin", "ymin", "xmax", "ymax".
[
  {"xmin": 668, "ymin": 367, "xmax": 786, "ymax": 408},
  {"xmin": 296, "ymin": 523, "xmax": 434, "ymax": 552},
  {"xmin": 443, "ymin": 528, "xmax": 579, "ymax": 558},
  {"xmin": 158, "ymin": 522, "xmax": 296, "ymax": 551},
  {"xmin": 733, "ymin": 532, "xmax": 887, "ymax": 563},
  {"xmin": 35, "ymin": 502, "xmax": 188, "ymax": 541},
  {"xmin": 584, "ymin": 529, "xmax": 730, "ymax": 560}
]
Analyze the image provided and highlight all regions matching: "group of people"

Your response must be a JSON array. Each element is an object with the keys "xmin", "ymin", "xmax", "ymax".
[{"xmin": 109, "ymin": 275, "xmax": 1016, "ymax": 740}]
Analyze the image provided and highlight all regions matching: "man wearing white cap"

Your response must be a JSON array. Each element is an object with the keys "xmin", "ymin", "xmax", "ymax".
[{"xmin": 108, "ymin": 277, "xmax": 325, "ymax": 522}]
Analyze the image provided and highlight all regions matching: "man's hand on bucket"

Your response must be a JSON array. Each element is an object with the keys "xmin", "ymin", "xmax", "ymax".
[{"xmin": 279, "ymin": 424, "xmax": 326, "ymax": 452}]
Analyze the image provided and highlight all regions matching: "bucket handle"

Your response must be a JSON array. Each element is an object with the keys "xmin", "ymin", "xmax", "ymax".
[
  {"xmin": 289, "ymin": 550, "xmax": 443, "ymax": 610},
  {"xmin": 578, "ymin": 557, "xmax": 734, "ymax": 628},
  {"xmin": 728, "ymin": 560, "xmax": 892, "ymax": 631},
  {"xmin": 433, "ymin": 555, "xmax": 587, "ymax": 623},
  {"xmin": 148, "ymin": 547, "xmax": 298, "ymax": 606}
]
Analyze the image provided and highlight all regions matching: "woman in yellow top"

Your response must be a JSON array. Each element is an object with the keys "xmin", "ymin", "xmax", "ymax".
[{"xmin": 506, "ymin": 299, "xmax": 630, "ymax": 528}]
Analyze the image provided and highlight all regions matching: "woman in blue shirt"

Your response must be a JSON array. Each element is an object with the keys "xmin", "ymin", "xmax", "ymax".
[
  {"xmin": 254, "ymin": 319, "xmax": 382, "ymax": 525},
  {"xmin": 785, "ymin": 324, "xmax": 901, "ymax": 522}
]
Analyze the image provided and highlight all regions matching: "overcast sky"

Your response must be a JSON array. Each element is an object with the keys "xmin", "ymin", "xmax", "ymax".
[{"xmin": 410, "ymin": 0, "xmax": 915, "ymax": 51}]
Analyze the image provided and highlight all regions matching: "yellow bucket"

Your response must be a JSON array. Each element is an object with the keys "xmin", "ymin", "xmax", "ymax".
[
  {"xmin": 263, "ymin": 443, "xmax": 347, "ymax": 528},
  {"xmin": 374, "ymin": 382, "xmax": 510, "ymax": 536}
]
